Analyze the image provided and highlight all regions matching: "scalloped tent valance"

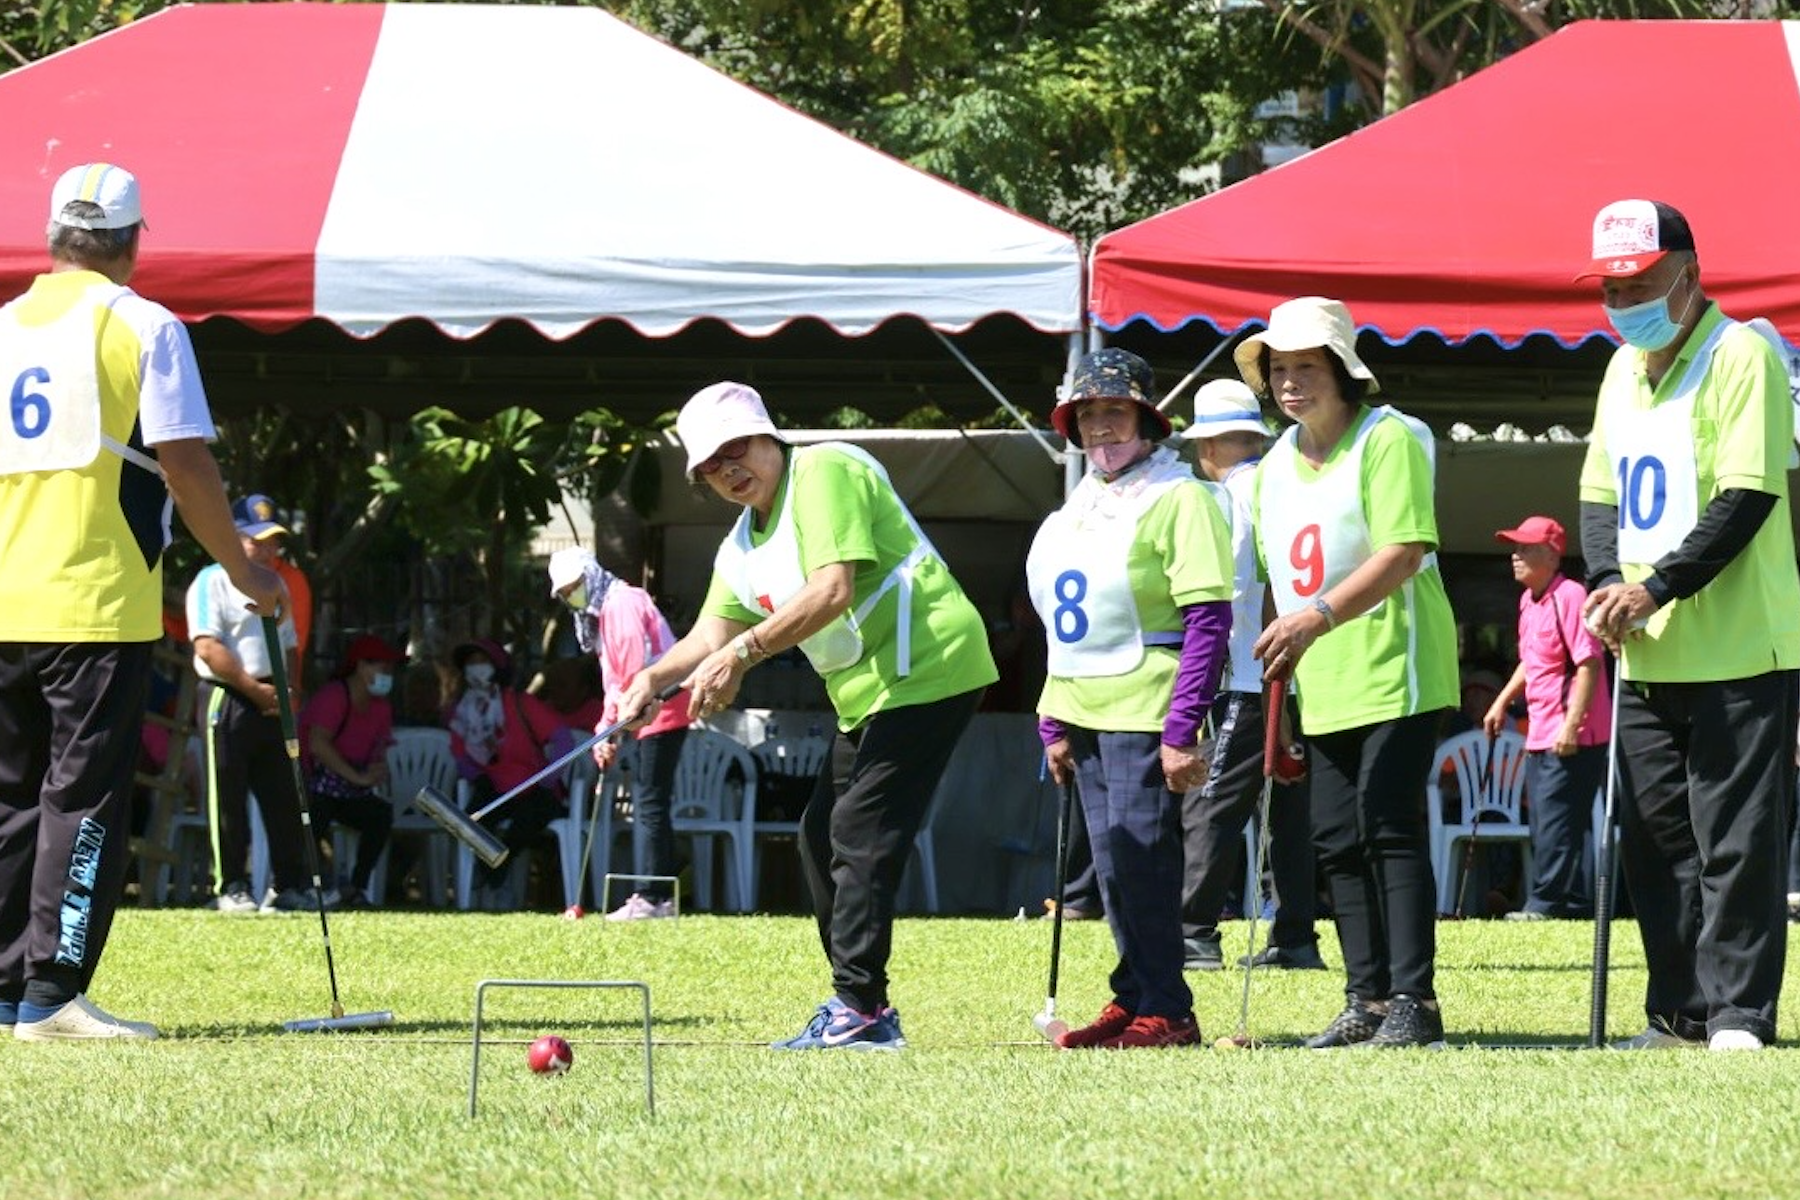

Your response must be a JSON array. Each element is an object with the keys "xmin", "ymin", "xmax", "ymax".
[{"xmin": 1090, "ymin": 20, "xmax": 1800, "ymax": 350}]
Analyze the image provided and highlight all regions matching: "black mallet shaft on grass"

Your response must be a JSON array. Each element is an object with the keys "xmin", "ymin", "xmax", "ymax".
[{"xmin": 263, "ymin": 616, "xmax": 393, "ymax": 1033}]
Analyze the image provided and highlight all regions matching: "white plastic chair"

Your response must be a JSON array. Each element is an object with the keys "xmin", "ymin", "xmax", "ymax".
[
  {"xmin": 452, "ymin": 730, "xmax": 597, "ymax": 911},
  {"xmin": 339, "ymin": 726, "xmax": 456, "ymax": 906},
  {"xmin": 749, "ymin": 733, "xmax": 829, "ymax": 897},
  {"xmin": 1426, "ymin": 729, "xmax": 1532, "ymax": 914},
  {"xmin": 670, "ymin": 728, "xmax": 759, "ymax": 912}
]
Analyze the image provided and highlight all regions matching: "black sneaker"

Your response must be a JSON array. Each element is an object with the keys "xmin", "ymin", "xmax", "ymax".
[
  {"xmin": 1183, "ymin": 936, "xmax": 1223, "ymax": 972},
  {"xmin": 1304, "ymin": 997, "xmax": 1386, "ymax": 1049},
  {"xmin": 1359, "ymin": 994, "xmax": 1446, "ymax": 1050},
  {"xmin": 1238, "ymin": 942, "xmax": 1327, "ymax": 970}
]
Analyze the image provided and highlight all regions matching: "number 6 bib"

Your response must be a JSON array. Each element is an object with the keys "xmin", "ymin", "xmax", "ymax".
[{"xmin": 0, "ymin": 292, "xmax": 106, "ymax": 476}]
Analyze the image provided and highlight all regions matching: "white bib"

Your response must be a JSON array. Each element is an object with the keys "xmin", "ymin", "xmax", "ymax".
[
  {"xmin": 0, "ymin": 285, "xmax": 117, "ymax": 476},
  {"xmin": 714, "ymin": 442, "xmax": 935, "ymax": 676},
  {"xmin": 1602, "ymin": 320, "xmax": 1753, "ymax": 566},
  {"xmin": 1259, "ymin": 406, "xmax": 1435, "ymax": 617},
  {"xmin": 1026, "ymin": 447, "xmax": 1195, "ymax": 678}
]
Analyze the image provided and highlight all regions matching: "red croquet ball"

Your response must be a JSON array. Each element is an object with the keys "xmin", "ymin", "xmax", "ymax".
[
  {"xmin": 560, "ymin": 904, "xmax": 585, "ymax": 921},
  {"xmin": 528, "ymin": 1035, "xmax": 574, "ymax": 1075}
]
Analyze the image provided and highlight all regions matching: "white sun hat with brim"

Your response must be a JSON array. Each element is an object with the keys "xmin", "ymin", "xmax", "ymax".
[
  {"xmin": 675, "ymin": 381, "xmax": 787, "ymax": 475},
  {"xmin": 546, "ymin": 546, "xmax": 596, "ymax": 597},
  {"xmin": 1181, "ymin": 379, "xmax": 1270, "ymax": 441},
  {"xmin": 1232, "ymin": 297, "xmax": 1380, "ymax": 399}
]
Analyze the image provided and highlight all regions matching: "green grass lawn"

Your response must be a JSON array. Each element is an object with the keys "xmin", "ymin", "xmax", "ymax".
[{"xmin": 3, "ymin": 909, "xmax": 1796, "ymax": 1199}]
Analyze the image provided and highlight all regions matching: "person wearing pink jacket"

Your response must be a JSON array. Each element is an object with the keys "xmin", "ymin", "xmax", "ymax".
[
  {"xmin": 549, "ymin": 549, "xmax": 694, "ymax": 920},
  {"xmin": 445, "ymin": 638, "xmax": 567, "ymax": 908}
]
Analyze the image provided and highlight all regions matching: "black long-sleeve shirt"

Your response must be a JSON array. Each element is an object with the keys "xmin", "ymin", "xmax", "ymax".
[{"xmin": 1580, "ymin": 488, "xmax": 1777, "ymax": 603}]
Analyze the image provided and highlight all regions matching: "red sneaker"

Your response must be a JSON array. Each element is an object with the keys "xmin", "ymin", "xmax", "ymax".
[
  {"xmin": 1055, "ymin": 1002, "xmax": 1134, "ymax": 1049},
  {"xmin": 1099, "ymin": 1013, "xmax": 1201, "ymax": 1049}
]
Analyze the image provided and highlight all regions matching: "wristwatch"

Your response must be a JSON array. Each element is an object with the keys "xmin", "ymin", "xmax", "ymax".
[
  {"xmin": 1311, "ymin": 597, "xmax": 1336, "ymax": 630},
  {"xmin": 734, "ymin": 631, "xmax": 764, "ymax": 665}
]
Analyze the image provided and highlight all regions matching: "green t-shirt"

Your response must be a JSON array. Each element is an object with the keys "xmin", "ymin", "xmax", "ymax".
[
  {"xmin": 702, "ymin": 444, "xmax": 997, "ymax": 728},
  {"xmin": 1577, "ymin": 304, "xmax": 1800, "ymax": 682},
  {"xmin": 1252, "ymin": 408, "xmax": 1459, "ymax": 735},
  {"xmin": 1035, "ymin": 478, "xmax": 1233, "ymax": 735}
]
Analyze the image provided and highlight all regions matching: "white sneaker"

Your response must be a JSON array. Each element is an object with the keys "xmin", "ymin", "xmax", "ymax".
[
  {"xmin": 605, "ymin": 893, "xmax": 676, "ymax": 921},
  {"xmin": 1709, "ymin": 1029, "xmax": 1766, "ymax": 1052},
  {"xmin": 211, "ymin": 886, "xmax": 260, "ymax": 915},
  {"xmin": 1609, "ymin": 1026, "xmax": 1703, "ymax": 1050},
  {"xmin": 14, "ymin": 994, "xmax": 159, "ymax": 1042}
]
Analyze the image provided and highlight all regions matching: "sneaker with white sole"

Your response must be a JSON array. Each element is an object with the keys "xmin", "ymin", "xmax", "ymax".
[
  {"xmin": 1610, "ymin": 1025, "xmax": 1704, "ymax": 1050},
  {"xmin": 14, "ymin": 994, "xmax": 159, "ymax": 1042},
  {"xmin": 261, "ymin": 886, "xmax": 322, "ymax": 914},
  {"xmin": 1709, "ymin": 1029, "xmax": 1767, "ymax": 1051},
  {"xmin": 212, "ymin": 884, "xmax": 260, "ymax": 915},
  {"xmin": 770, "ymin": 997, "xmax": 905, "ymax": 1051},
  {"xmin": 604, "ymin": 893, "xmax": 676, "ymax": 921}
]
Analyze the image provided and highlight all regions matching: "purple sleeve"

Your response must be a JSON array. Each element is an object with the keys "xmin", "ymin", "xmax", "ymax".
[
  {"xmin": 1163, "ymin": 600, "xmax": 1231, "ymax": 747},
  {"xmin": 1038, "ymin": 716, "xmax": 1068, "ymax": 748}
]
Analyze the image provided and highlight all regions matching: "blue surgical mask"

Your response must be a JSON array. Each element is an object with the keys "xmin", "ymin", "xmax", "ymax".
[
  {"xmin": 367, "ymin": 672, "xmax": 394, "ymax": 698},
  {"xmin": 1606, "ymin": 272, "xmax": 1694, "ymax": 351},
  {"xmin": 464, "ymin": 663, "xmax": 495, "ymax": 688}
]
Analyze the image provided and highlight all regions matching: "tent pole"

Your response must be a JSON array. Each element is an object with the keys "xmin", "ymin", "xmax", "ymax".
[{"xmin": 929, "ymin": 328, "xmax": 1069, "ymax": 466}]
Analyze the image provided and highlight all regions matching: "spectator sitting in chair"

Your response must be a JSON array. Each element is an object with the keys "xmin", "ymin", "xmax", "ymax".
[
  {"xmin": 300, "ymin": 634, "xmax": 404, "ymax": 909},
  {"xmin": 445, "ymin": 639, "xmax": 569, "ymax": 909}
]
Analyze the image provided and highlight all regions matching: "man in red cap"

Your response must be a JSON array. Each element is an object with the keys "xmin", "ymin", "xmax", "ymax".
[
  {"xmin": 1575, "ymin": 198, "xmax": 1800, "ymax": 1051},
  {"xmin": 1483, "ymin": 516, "xmax": 1611, "ymax": 920}
]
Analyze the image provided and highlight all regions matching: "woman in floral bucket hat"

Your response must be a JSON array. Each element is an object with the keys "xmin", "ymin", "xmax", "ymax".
[
  {"xmin": 1027, "ymin": 348, "xmax": 1235, "ymax": 1049},
  {"xmin": 1240, "ymin": 297, "xmax": 1459, "ymax": 1049}
]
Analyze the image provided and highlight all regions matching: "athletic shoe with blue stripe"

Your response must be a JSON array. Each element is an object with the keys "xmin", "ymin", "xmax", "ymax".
[{"xmin": 770, "ymin": 998, "xmax": 906, "ymax": 1051}]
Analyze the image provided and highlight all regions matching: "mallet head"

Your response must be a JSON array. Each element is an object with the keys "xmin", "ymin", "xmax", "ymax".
[{"xmin": 412, "ymin": 785, "xmax": 510, "ymax": 868}]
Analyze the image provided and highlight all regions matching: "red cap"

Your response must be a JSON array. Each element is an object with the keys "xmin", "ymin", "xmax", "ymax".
[
  {"xmin": 340, "ymin": 634, "xmax": 403, "ymax": 674},
  {"xmin": 1494, "ymin": 515, "xmax": 1565, "ymax": 555}
]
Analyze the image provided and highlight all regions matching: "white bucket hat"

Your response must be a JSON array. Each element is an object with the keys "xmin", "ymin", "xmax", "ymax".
[
  {"xmin": 546, "ymin": 546, "xmax": 595, "ymax": 597},
  {"xmin": 1233, "ymin": 297, "xmax": 1379, "ymax": 398},
  {"xmin": 675, "ymin": 381, "xmax": 786, "ymax": 474},
  {"xmin": 1181, "ymin": 379, "xmax": 1269, "ymax": 441}
]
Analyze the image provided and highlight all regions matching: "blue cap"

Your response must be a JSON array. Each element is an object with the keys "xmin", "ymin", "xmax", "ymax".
[{"xmin": 231, "ymin": 494, "xmax": 288, "ymax": 540}]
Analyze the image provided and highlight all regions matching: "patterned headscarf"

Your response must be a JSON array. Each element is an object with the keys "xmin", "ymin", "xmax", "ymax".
[{"xmin": 570, "ymin": 556, "xmax": 620, "ymax": 655}]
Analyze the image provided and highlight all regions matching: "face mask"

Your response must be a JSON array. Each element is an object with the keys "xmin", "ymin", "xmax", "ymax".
[
  {"xmin": 564, "ymin": 584, "xmax": 588, "ymax": 611},
  {"xmin": 366, "ymin": 672, "xmax": 394, "ymax": 698},
  {"xmin": 1088, "ymin": 439, "xmax": 1148, "ymax": 476},
  {"xmin": 1606, "ymin": 271, "xmax": 1694, "ymax": 351},
  {"xmin": 464, "ymin": 663, "xmax": 495, "ymax": 688}
]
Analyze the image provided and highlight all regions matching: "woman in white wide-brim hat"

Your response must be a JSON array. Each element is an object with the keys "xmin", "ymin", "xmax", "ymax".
[
  {"xmin": 1027, "ymin": 348, "xmax": 1235, "ymax": 1049},
  {"xmin": 1239, "ymin": 297, "xmax": 1459, "ymax": 1049},
  {"xmin": 616, "ymin": 381, "xmax": 996, "ymax": 1051}
]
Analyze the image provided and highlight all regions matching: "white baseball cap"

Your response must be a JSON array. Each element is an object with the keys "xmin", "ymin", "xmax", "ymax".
[
  {"xmin": 1181, "ymin": 379, "xmax": 1269, "ymax": 441},
  {"xmin": 1233, "ymin": 296, "xmax": 1379, "ymax": 398},
  {"xmin": 547, "ymin": 546, "xmax": 595, "ymax": 597},
  {"xmin": 675, "ymin": 382, "xmax": 786, "ymax": 474},
  {"xmin": 49, "ymin": 163, "xmax": 144, "ymax": 231},
  {"xmin": 1575, "ymin": 199, "xmax": 1695, "ymax": 281}
]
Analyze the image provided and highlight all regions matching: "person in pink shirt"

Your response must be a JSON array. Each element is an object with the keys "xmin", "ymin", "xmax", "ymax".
[
  {"xmin": 1483, "ymin": 516, "xmax": 1612, "ymax": 919},
  {"xmin": 446, "ymin": 638, "xmax": 568, "ymax": 908},
  {"xmin": 549, "ymin": 548, "xmax": 694, "ymax": 920},
  {"xmin": 299, "ymin": 634, "xmax": 402, "ymax": 908}
]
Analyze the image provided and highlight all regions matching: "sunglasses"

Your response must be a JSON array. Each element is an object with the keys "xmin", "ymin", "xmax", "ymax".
[{"xmin": 695, "ymin": 437, "xmax": 752, "ymax": 477}]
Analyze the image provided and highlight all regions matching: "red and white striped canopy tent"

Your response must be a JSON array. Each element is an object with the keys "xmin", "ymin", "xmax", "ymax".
[
  {"xmin": 1089, "ymin": 20, "xmax": 1800, "ymax": 349},
  {"xmin": 0, "ymin": 3, "xmax": 1080, "ymax": 342}
]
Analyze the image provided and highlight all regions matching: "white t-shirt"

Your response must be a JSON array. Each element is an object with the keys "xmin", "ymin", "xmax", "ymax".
[{"xmin": 186, "ymin": 561, "xmax": 295, "ymax": 681}]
